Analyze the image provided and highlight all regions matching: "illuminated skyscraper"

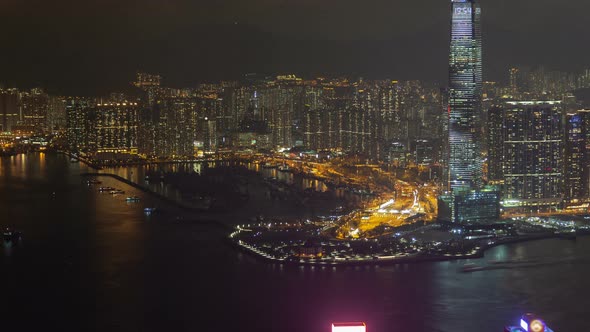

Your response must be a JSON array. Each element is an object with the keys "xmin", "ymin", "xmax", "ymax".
[
  {"xmin": 564, "ymin": 109, "xmax": 590, "ymax": 200},
  {"xmin": 448, "ymin": 0, "xmax": 482, "ymax": 191},
  {"xmin": 94, "ymin": 101, "xmax": 140, "ymax": 160},
  {"xmin": 565, "ymin": 111, "xmax": 585, "ymax": 199},
  {"xmin": 66, "ymin": 98, "xmax": 94, "ymax": 153},
  {"xmin": 203, "ymin": 117, "xmax": 217, "ymax": 152},
  {"xmin": 20, "ymin": 88, "xmax": 49, "ymax": 133},
  {"xmin": 501, "ymin": 101, "xmax": 563, "ymax": 211},
  {"xmin": 439, "ymin": 0, "xmax": 498, "ymax": 223}
]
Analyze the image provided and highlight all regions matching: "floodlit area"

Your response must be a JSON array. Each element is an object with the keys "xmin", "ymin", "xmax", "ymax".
[{"xmin": 335, "ymin": 181, "xmax": 439, "ymax": 239}]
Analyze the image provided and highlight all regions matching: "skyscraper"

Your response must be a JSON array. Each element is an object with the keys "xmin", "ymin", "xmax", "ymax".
[
  {"xmin": 448, "ymin": 0, "xmax": 482, "ymax": 191},
  {"xmin": 501, "ymin": 101, "xmax": 563, "ymax": 211},
  {"xmin": 94, "ymin": 101, "xmax": 140, "ymax": 159},
  {"xmin": 0, "ymin": 89, "xmax": 19, "ymax": 132},
  {"xmin": 439, "ymin": 0, "xmax": 498, "ymax": 223},
  {"xmin": 565, "ymin": 111, "xmax": 585, "ymax": 200},
  {"xmin": 487, "ymin": 105, "xmax": 504, "ymax": 182}
]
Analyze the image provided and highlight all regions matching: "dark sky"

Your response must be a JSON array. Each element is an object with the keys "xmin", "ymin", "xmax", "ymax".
[{"xmin": 1, "ymin": 0, "xmax": 588, "ymax": 95}]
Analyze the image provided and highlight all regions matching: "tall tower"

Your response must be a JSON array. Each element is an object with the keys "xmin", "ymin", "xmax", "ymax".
[
  {"xmin": 501, "ymin": 101, "xmax": 563, "ymax": 212},
  {"xmin": 448, "ymin": 0, "xmax": 482, "ymax": 191}
]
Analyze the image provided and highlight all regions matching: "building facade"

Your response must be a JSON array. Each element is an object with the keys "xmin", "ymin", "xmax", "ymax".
[
  {"xmin": 94, "ymin": 101, "xmax": 139, "ymax": 159},
  {"xmin": 501, "ymin": 101, "xmax": 563, "ymax": 210}
]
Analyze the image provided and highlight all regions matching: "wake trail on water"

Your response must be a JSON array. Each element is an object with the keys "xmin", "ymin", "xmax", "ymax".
[{"xmin": 462, "ymin": 256, "xmax": 590, "ymax": 273}]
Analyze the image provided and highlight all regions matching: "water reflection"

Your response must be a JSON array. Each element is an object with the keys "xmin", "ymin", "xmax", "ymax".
[{"xmin": 101, "ymin": 161, "xmax": 365, "ymax": 211}]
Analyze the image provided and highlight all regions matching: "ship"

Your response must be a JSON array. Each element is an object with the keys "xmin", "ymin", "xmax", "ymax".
[
  {"xmin": 504, "ymin": 313, "xmax": 554, "ymax": 332},
  {"xmin": 86, "ymin": 179, "xmax": 102, "ymax": 185}
]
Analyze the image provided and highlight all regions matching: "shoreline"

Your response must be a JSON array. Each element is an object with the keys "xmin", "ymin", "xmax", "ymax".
[
  {"xmin": 75, "ymin": 153, "xmax": 588, "ymax": 268},
  {"xmin": 229, "ymin": 231, "xmax": 585, "ymax": 267},
  {"xmin": 58, "ymin": 150, "xmax": 102, "ymax": 170}
]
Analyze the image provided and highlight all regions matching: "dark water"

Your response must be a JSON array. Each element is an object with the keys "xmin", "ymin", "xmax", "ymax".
[
  {"xmin": 101, "ymin": 162, "xmax": 360, "ymax": 220},
  {"xmin": 1, "ymin": 152, "xmax": 588, "ymax": 332}
]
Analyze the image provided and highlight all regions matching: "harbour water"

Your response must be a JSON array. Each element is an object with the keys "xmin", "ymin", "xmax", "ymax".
[{"xmin": 0, "ymin": 152, "xmax": 588, "ymax": 332}]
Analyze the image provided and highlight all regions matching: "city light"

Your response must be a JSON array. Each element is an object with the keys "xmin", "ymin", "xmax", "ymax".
[{"xmin": 331, "ymin": 322, "xmax": 366, "ymax": 332}]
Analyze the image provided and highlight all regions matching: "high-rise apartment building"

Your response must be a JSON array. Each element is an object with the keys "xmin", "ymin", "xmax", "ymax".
[
  {"xmin": 94, "ymin": 101, "xmax": 140, "ymax": 159},
  {"xmin": 47, "ymin": 96, "xmax": 67, "ymax": 132},
  {"xmin": 0, "ymin": 89, "xmax": 19, "ymax": 132},
  {"xmin": 501, "ymin": 101, "xmax": 563, "ymax": 210},
  {"xmin": 564, "ymin": 109, "xmax": 590, "ymax": 200},
  {"xmin": 487, "ymin": 106, "xmax": 504, "ymax": 182},
  {"xmin": 565, "ymin": 111, "xmax": 585, "ymax": 199},
  {"xmin": 20, "ymin": 88, "xmax": 49, "ymax": 132},
  {"xmin": 66, "ymin": 98, "xmax": 94, "ymax": 153},
  {"xmin": 203, "ymin": 117, "xmax": 217, "ymax": 152}
]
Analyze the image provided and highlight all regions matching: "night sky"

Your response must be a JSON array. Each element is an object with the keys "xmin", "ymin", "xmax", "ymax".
[{"xmin": 1, "ymin": 0, "xmax": 588, "ymax": 95}]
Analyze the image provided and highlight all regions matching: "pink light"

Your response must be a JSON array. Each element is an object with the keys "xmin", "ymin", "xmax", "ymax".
[{"xmin": 332, "ymin": 322, "xmax": 366, "ymax": 332}]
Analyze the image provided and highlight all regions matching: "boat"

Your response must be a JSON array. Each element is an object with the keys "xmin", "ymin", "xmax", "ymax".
[
  {"xmin": 505, "ymin": 313, "xmax": 554, "ymax": 332},
  {"xmin": 278, "ymin": 164, "xmax": 290, "ymax": 172},
  {"xmin": 109, "ymin": 189, "xmax": 125, "ymax": 195},
  {"xmin": 86, "ymin": 179, "xmax": 102, "ymax": 185},
  {"xmin": 3, "ymin": 227, "xmax": 22, "ymax": 243},
  {"xmin": 70, "ymin": 157, "xmax": 78, "ymax": 163},
  {"xmin": 126, "ymin": 196, "xmax": 140, "ymax": 202},
  {"xmin": 98, "ymin": 186, "xmax": 115, "ymax": 192},
  {"xmin": 262, "ymin": 162, "xmax": 277, "ymax": 169},
  {"xmin": 555, "ymin": 229, "xmax": 577, "ymax": 240}
]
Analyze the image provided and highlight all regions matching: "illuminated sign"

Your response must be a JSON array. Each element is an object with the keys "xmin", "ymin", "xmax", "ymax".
[
  {"xmin": 454, "ymin": 6, "xmax": 480, "ymax": 16},
  {"xmin": 332, "ymin": 322, "xmax": 366, "ymax": 332},
  {"xmin": 530, "ymin": 320, "xmax": 545, "ymax": 332},
  {"xmin": 521, "ymin": 317, "xmax": 546, "ymax": 332},
  {"xmin": 454, "ymin": 7, "xmax": 472, "ymax": 15}
]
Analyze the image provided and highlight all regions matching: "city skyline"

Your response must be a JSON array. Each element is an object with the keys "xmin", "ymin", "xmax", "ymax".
[
  {"xmin": 1, "ymin": 0, "xmax": 590, "ymax": 95},
  {"xmin": 2, "ymin": 1, "xmax": 590, "ymax": 331}
]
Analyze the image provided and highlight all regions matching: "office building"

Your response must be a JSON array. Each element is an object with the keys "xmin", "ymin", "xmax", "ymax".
[
  {"xmin": 438, "ymin": 188, "xmax": 500, "ymax": 223},
  {"xmin": 448, "ymin": 0, "xmax": 483, "ymax": 190},
  {"xmin": 440, "ymin": 0, "xmax": 499, "ymax": 222}
]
